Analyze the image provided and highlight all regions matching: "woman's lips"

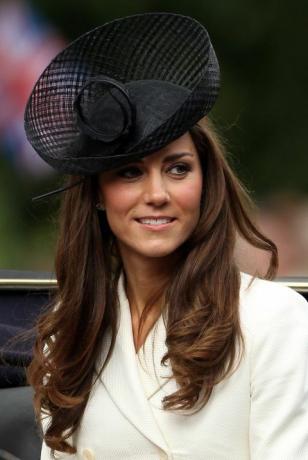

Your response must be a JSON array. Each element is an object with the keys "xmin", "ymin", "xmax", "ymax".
[{"xmin": 135, "ymin": 217, "xmax": 176, "ymax": 230}]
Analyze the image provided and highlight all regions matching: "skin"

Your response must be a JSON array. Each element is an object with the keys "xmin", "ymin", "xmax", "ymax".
[{"xmin": 98, "ymin": 132, "xmax": 203, "ymax": 351}]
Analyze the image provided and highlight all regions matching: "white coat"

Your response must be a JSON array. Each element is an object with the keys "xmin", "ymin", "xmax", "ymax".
[{"xmin": 41, "ymin": 272, "xmax": 308, "ymax": 460}]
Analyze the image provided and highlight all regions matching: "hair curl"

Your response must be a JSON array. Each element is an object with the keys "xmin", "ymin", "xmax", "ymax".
[{"xmin": 27, "ymin": 118, "xmax": 278, "ymax": 455}]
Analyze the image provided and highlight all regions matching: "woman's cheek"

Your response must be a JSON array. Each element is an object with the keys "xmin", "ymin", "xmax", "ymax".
[
  {"xmin": 103, "ymin": 183, "xmax": 139, "ymax": 211},
  {"xmin": 176, "ymin": 183, "xmax": 202, "ymax": 211}
]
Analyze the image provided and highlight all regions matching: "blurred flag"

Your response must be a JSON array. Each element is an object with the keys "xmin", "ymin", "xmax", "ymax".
[{"xmin": 0, "ymin": 0, "xmax": 65, "ymax": 175}]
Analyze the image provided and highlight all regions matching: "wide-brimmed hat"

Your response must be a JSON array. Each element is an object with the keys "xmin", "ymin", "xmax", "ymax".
[{"xmin": 24, "ymin": 12, "xmax": 220, "ymax": 199}]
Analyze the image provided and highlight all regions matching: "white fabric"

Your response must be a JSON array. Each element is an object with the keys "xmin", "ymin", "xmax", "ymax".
[{"xmin": 41, "ymin": 272, "xmax": 308, "ymax": 459}]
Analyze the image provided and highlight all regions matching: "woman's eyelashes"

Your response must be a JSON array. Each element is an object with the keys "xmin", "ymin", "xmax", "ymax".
[
  {"xmin": 169, "ymin": 163, "xmax": 192, "ymax": 176},
  {"xmin": 117, "ymin": 162, "xmax": 192, "ymax": 179},
  {"xmin": 117, "ymin": 166, "xmax": 141, "ymax": 179}
]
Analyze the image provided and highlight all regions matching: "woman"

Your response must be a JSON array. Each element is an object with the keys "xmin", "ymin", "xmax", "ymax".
[{"xmin": 25, "ymin": 13, "xmax": 308, "ymax": 460}]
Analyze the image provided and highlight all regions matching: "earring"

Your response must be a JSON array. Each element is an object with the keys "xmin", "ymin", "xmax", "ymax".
[{"xmin": 95, "ymin": 202, "xmax": 105, "ymax": 211}]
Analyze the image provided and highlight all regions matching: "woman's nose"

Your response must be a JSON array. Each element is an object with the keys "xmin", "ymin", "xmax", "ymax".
[{"xmin": 143, "ymin": 172, "xmax": 170, "ymax": 206}]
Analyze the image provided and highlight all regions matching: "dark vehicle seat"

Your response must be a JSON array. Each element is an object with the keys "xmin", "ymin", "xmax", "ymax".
[
  {"xmin": 0, "ymin": 270, "xmax": 56, "ymax": 460},
  {"xmin": 0, "ymin": 386, "xmax": 39, "ymax": 460}
]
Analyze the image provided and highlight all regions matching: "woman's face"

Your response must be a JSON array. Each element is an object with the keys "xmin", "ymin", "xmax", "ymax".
[{"xmin": 98, "ymin": 132, "xmax": 203, "ymax": 263}]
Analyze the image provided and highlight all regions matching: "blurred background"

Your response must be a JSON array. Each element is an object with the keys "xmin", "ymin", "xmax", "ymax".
[{"xmin": 0, "ymin": 0, "xmax": 307, "ymax": 276}]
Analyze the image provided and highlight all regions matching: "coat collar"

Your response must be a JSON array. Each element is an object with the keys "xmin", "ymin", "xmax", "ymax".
[
  {"xmin": 99, "ymin": 272, "xmax": 170, "ymax": 451},
  {"xmin": 98, "ymin": 271, "xmax": 253, "ymax": 450}
]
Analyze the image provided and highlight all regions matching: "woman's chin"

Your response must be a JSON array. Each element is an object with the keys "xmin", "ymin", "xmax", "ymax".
[
  {"xmin": 124, "ymin": 242, "xmax": 181, "ymax": 261},
  {"xmin": 138, "ymin": 247, "xmax": 178, "ymax": 260}
]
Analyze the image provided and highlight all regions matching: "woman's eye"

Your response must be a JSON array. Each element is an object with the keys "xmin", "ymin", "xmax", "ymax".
[
  {"xmin": 117, "ymin": 166, "xmax": 142, "ymax": 179},
  {"xmin": 168, "ymin": 163, "xmax": 191, "ymax": 176}
]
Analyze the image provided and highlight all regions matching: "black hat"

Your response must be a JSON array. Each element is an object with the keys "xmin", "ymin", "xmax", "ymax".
[{"xmin": 24, "ymin": 13, "xmax": 220, "ymax": 199}]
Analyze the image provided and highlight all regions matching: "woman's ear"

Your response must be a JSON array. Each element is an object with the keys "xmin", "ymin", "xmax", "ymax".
[{"xmin": 96, "ymin": 202, "xmax": 105, "ymax": 211}]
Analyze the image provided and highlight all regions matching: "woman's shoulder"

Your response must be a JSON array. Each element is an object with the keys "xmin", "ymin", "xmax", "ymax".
[{"xmin": 239, "ymin": 271, "xmax": 308, "ymax": 330}]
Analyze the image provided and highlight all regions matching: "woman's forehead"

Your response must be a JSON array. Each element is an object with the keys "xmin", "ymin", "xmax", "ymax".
[{"xmin": 145, "ymin": 132, "xmax": 197, "ymax": 161}]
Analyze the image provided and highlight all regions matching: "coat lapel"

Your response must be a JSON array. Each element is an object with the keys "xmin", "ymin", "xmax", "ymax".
[{"xmin": 99, "ymin": 273, "xmax": 169, "ymax": 451}]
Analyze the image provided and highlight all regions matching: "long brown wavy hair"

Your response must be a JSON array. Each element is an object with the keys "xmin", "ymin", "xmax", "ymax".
[{"xmin": 27, "ymin": 118, "xmax": 278, "ymax": 455}]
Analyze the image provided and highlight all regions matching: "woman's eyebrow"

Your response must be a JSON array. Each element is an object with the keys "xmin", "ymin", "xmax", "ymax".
[
  {"xmin": 162, "ymin": 152, "xmax": 194, "ymax": 163},
  {"xmin": 135, "ymin": 152, "xmax": 194, "ymax": 164}
]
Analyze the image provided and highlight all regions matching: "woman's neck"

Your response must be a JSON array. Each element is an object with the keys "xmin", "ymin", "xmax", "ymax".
[{"xmin": 119, "ymin": 249, "xmax": 177, "ymax": 318}]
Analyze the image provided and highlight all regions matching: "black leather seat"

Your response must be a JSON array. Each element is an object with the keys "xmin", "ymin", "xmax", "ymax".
[{"xmin": 0, "ymin": 386, "xmax": 40, "ymax": 460}]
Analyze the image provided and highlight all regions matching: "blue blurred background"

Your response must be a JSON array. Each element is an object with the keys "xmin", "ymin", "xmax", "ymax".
[{"xmin": 0, "ymin": 0, "xmax": 307, "ymax": 275}]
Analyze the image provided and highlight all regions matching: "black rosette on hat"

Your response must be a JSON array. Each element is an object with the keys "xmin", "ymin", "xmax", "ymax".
[
  {"xmin": 24, "ymin": 12, "xmax": 220, "ymax": 177},
  {"xmin": 74, "ymin": 76, "xmax": 135, "ymax": 143}
]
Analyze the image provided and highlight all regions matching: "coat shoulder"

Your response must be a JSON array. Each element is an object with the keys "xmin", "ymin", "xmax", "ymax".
[{"xmin": 239, "ymin": 271, "xmax": 308, "ymax": 330}]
